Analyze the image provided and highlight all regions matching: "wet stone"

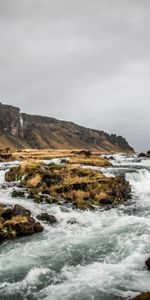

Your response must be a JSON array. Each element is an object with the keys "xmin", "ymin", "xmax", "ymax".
[
  {"xmin": 36, "ymin": 213, "xmax": 57, "ymax": 224},
  {"xmin": 12, "ymin": 204, "xmax": 31, "ymax": 217}
]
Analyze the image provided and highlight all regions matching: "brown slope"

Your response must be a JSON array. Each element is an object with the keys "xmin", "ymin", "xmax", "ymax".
[{"xmin": 0, "ymin": 103, "xmax": 134, "ymax": 152}]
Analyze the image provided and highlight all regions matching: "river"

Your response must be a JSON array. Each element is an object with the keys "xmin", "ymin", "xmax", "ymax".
[{"xmin": 0, "ymin": 155, "xmax": 150, "ymax": 300}]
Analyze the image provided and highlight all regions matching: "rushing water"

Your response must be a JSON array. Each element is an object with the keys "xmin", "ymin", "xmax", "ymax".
[{"xmin": 0, "ymin": 155, "xmax": 150, "ymax": 300}]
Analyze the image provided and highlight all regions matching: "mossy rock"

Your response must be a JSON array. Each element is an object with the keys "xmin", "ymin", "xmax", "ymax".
[
  {"xmin": 5, "ymin": 166, "xmax": 21, "ymax": 182},
  {"xmin": 0, "ymin": 204, "xmax": 44, "ymax": 244},
  {"xmin": 5, "ymin": 162, "xmax": 131, "ymax": 210}
]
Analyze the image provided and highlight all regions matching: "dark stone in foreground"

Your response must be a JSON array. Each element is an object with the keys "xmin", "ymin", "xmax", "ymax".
[
  {"xmin": 13, "ymin": 219, "xmax": 43, "ymax": 236},
  {"xmin": 36, "ymin": 213, "xmax": 57, "ymax": 224},
  {"xmin": 1, "ymin": 208, "xmax": 13, "ymax": 220},
  {"xmin": 145, "ymin": 257, "xmax": 150, "ymax": 270},
  {"xmin": 12, "ymin": 204, "xmax": 31, "ymax": 217},
  {"xmin": 0, "ymin": 204, "xmax": 44, "ymax": 244}
]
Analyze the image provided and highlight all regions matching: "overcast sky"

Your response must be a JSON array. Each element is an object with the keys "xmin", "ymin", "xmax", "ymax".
[{"xmin": 0, "ymin": 0, "xmax": 150, "ymax": 151}]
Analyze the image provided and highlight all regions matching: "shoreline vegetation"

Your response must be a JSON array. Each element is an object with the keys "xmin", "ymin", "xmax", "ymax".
[{"xmin": 0, "ymin": 147, "xmax": 133, "ymax": 162}]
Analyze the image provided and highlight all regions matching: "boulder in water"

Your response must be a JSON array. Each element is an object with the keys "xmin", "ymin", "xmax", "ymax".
[
  {"xmin": 0, "ymin": 204, "xmax": 44, "ymax": 244},
  {"xmin": 12, "ymin": 190, "xmax": 25, "ymax": 198},
  {"xmin": 36, "ymin": 213, "xmax": 57, "ymax": 224},
  {"xmin": 138, "ymin": 152, "xmax": 147, "ymax": 157},
  {"xmin": 1, "ymin": 208, "xmax": 13, "ymax": 220},
  {"xmin": 60, "ymin": 159, "xmax": 67, "ymax": 164},
  {"xmin": 12, "ymin": 218, "xmax": 43, "ymax": 236},
  {"xmin": 147, "ymin": 150, "xmax": 150, "ymax": 157},
  {"xmin": 12, "ymin": 204, "xmax": 31, "ymax": 217},
  {"xmin": 67, "ymin": 218, "xmax": 78, "ymax": 225}
]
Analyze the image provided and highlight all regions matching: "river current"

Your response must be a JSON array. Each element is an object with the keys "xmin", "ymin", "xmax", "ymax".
[{"xmin": 0, "ymin": 155, "xmax": 150, "ymax": 300}]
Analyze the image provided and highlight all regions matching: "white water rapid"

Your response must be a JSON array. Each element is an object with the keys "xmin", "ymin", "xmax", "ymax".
[{"xmin": 0, "ymin": 155, "xmax": 150, "ymax": 300}]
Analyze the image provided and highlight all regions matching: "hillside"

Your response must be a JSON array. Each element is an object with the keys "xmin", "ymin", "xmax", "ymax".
[{"xmin": 0, "ymin": 103, "xmax": 134, "ymax": 152}]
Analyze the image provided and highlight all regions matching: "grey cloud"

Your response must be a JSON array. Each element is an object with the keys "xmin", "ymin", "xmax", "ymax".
[{"xmin": 0, "ymin": 0, "xmax": 150, "ymax": 151}]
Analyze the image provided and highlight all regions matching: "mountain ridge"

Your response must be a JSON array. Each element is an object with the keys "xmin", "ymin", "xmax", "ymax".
[{"xmin": 0, "ymin": 102, "xmax": 134, "ymax": 152}]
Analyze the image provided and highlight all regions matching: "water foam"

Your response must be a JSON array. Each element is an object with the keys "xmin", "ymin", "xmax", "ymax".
[{"xmin": 127, "ymin": 169, "xmax": 150, "ymax": 195}]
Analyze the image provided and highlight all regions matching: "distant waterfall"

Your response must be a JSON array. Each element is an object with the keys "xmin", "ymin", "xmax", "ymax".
[{"xmin": 20, "ymin": 115, "xmax": 24, "ymax": 137}]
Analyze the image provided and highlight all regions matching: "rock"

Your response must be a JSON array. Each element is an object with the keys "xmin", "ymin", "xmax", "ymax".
[
  {"xmin": 147, "ymin": 150, "xmax": 150, "ymax": 157},
  {"xmin": 60, "ymin": 159, "xmax": 67, "ymax": 164},
  {"xmin": 1, "ymin": 208, "xmax": 13, "ymax": 220},
  {"xmin": 72, "ymin": 182, "xmax": 87, "ymax": 191},
  {"xmin": 36, "ymin": 213, "xmax": 57, "ymax": 224},
  {"xmin": 0, "ymin": 232, "xmax": 7, "ymax": 243},
  {"xmin": 12, "ymin": 218, "xmax": 43, "ymax": 236},
  {"xmin": 72, "ymin": 150, "xmax": 92, "ymax": 157},
  {"xmin": 12, "ymin": 190, "xmax": 25, "ymax": 198},
  {"xmin": 132, "ymin": 292, "xmax": 150, "ymax": 300},
  {"xmin": 145, "ymin": 257, "xmax": 150, "ymax": 270},
  {"xmin": 41, "ymin": 189, "xmax": 50, "ymax": 195},
  {"xmin": 138, "ymin": 152, "xmax": 147, "ymax": 157},
  {"xmin": 109, "ymin": 156, "xmax": 114, "ymax": 160},
  {"xmin": 0, "ymin": 205, "xmax": 44, "ymax": 244},
  {"xmin": 12, "ymin": 204, "xmax": 31, "ymax": 217},
  {"xmin": 99, "ymin": 198, "xmax": 113, "ymax": 205},
  {"xmin": 67, "ymin": 218, "xmax": 78, "ymax": 225},
  {"xmin": 42, "ymin": 173, "xmax": 62, "ymax": 186},
  {"xmin": 38, "ymin": 194, "xmax": 52, "ymax": 203},
  {"xmin": 14, "ymin": 222, "xmax": 35, "ymax": 236},
  {"xmin": 34, "ymin": 222, "xmax": 44, "ymax": 233},
  {"xmin": 5, "ymin": 166, "xmax": 21, "ymax": 182}
]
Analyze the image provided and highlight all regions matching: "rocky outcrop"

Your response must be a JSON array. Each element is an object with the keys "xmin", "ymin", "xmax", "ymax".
[
  {"xmin": 5, "ymin": 161, "xmax": 131, "ymax": 210},
  {"xmin": 138, "ymin": 151, "xmax": 150, "ymax": 158},
  {"xmin": 0, "ymin": 103, "xmax": 134, "ymax": 152},
  {"xmin": 0, "ymin": 204, "xmax": 44, "ymax": 244},
  {"xmin": 36, "ymin": 213, "xmax": 57, "ymax": 224},
  {"xmin": 0, "ymin": 103, "xmax": 21, "ymax": 137}
]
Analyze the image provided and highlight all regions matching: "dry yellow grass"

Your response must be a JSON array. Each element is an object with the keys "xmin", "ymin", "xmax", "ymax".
[
  {"xmin": 5, "ymin": 152, "xmax": 130, "ymax": 210},
  {"xmin": 27, "ymin": 174, "xmax": 42, "ymax": 188},
  {"xmin": 12, "ymin": 149, "xmax": 104, "ymax": 161},
  {"xmin": 69, "ymin": 190, "xmax": 90, "ymax": 201},
  {"xmin": 4, "ymin": 216, "xmax": 28, "ymax": 226},
  {"xmin": 95, "ymin": 192, "xmax": 109, "ymax": 202},
  {"xmin": 65, "ymin": 155, "xmax": 111, "ymax": 167},
  {"xmin": 19, "ymin": 160, "xmax": 41, "ymax": 174}
]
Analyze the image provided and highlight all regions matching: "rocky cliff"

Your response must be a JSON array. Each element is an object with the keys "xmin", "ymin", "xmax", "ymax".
[{"xmin": 0, "ymin": 103, "xmax": 134, "ymax": 152}]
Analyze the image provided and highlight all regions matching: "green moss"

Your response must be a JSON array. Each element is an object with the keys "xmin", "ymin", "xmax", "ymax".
[{"xmin": 0, "ymin": 226, "xmax": 16, "ymax": 239}]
